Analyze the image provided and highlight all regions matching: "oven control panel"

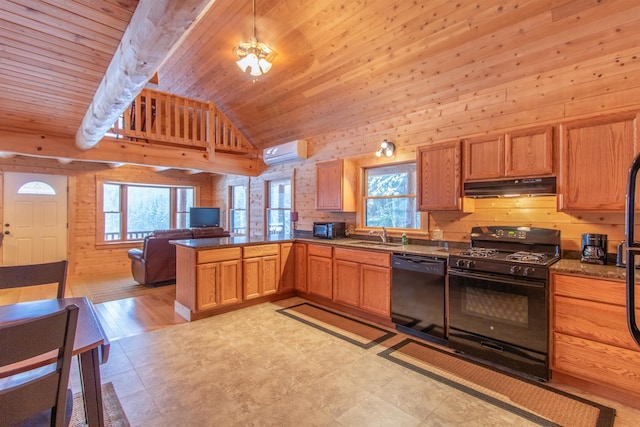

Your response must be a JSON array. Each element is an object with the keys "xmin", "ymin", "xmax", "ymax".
[{"xmin": 496, "ymin": 229, "xmax": 527, "ymax": 239}]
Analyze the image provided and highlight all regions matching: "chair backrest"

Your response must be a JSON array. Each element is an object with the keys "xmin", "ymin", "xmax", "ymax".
[
  {"xmin": 0, "ymin": 304, "xmax": 79, "ymax": 427},
  {"xmin": 0, "ymin": 260, "xmax": 68, "ymax": 299}
]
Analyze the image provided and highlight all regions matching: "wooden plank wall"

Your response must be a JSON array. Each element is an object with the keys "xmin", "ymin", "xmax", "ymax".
[
  {"xmin": 214, "ymin": 119, "xmax": 635, "ymax": 257},
  {"xmin": 0, "ymin": 156, "xmax": 214, "ymax": 278}
]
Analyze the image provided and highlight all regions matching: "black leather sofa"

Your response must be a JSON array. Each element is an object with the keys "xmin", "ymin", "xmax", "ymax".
[{"xmin": 127, "ymin": 227, "xmax": 229, "ymax": 285}]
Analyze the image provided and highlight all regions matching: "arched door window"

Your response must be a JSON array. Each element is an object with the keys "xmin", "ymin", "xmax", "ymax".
[{"xmin": 17, "ymin": 181, "xmax": 56, "ymax": 195}]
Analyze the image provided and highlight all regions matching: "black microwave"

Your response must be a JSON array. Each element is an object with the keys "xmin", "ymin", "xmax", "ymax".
[{"xmin": 313, "ymin": 222, "xmax": 346, "ymax": 239}]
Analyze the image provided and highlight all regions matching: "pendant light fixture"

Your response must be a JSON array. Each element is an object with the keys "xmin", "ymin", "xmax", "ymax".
[{"xmin": 234, "ymin": 0, "xmax": 275, "ymax": 77}]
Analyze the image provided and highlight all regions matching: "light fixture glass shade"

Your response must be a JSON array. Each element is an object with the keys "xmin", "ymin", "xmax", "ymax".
[
  {"xmin": 234, "ymin": 38, "xmax": 275, "ymax": 77},
  {"xmin": 375, "ymin": 140, "xmax": 395, "ymax": 157}
]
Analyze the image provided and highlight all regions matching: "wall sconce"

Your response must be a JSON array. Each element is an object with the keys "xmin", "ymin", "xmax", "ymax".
[{"xmin": 375, "ymin": 140, "xmax": 395, "ymax": 157}]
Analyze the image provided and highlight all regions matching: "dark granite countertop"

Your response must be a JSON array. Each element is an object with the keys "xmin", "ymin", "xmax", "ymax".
[
  {"xmin": 171, "ymin": 234, "xmax": 293, "ymax": 249},
  {"xmin": 173, "ymin": 235, "xmax": 454, "ymax": 259},
  {"xmin": 174, "ymin": 235, "xmax": 634, "ymax": 280},
  {"xmin": 551, "ymin": 259, "xmax": 627, "ymax": 281},
  {"xmin": 293, "ymin": 237, "xmax": 453, "ymax": 259}
]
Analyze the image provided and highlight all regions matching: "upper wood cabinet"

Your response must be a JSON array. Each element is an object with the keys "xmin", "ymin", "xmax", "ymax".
[
  {"xmin": 558, "ymin": 112, "xmax": 640, "ymax": 211},
  {"xmin": 316, "ymin": 159, "xmax": 356, "ymax": 212},
  {"xmin": 463, "ymin": 126, "xmax": 554, "ymax": 182},
  {"xmin": 417, "ymin": 140, "xmax": 462, "ymax": 211},
  {"xmin": 506, "ymin": 126, "xmax": 554, "ymax": 177},
  {"xmin": 463, "ymin": 135, "xmax": 505, "ymax": 181}
]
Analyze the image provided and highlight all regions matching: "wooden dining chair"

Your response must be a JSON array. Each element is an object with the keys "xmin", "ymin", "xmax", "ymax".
[
  {"xmin": 0, "ymin": 304, "xmax": 79, "ymax": 427},
  {"xmin": 0, "ymin": 260, "xmax": 68, "ymax": 299}
]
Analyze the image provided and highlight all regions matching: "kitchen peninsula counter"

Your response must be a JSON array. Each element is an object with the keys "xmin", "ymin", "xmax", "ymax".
[
  {"xmin": 172, "ymin": 235, "xmax": 454, "ymax": 321},
  {"xmin": 172, "ymin": 234, "xmax": 293, "ymax": 249}
]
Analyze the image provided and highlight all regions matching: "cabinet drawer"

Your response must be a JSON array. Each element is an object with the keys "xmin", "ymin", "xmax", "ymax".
[
  {"xmin": 197, "ymin": 247, "xmax": 241, "ymax": 264},
  {"xmin": 553, "ymin": 332, "xmax": 640, "ymax": 395},
  {"xmin": 554, "ymin": 295, "xmax": 639, "ymax": 351},
  {"xmin": 553, "ymin": 273, "xmax": 640, "ymax": 307},
  {"xmin": 243, "ymin": 244, "xmax": 280, "ymax": 258},
  {"xmin": 334, "ymin": 247, "xmax": 390, "ymax": 267},
  {"xmin": 307, "ymin": 244, "xmax": 332, "ymax": 258}
]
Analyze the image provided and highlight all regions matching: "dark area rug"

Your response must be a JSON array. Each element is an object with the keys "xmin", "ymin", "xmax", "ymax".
[
  {"xmin": 277, "ymin": 302, "xmax": 396, "ymax": 349},
  {"xmin": 71, "ymin": 382, "xmax": 130, "ymax": 427},
  {"xmin": 379, "ymin": 338, "xmax": 616, "ymax": 427}
]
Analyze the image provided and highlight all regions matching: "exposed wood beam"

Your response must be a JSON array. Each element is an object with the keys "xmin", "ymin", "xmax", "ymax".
[
  {"xmin": 75, "ymin": 0, "xmax": 216, "ymax": 150},
  {"xmin": 1, "ymin": 132, "xmax": 261, "ymax": 176}
]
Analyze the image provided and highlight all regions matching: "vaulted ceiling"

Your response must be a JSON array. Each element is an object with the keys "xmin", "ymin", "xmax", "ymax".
[{"xmin": 1, "ymin": 0, "xmax": 639, "ymax": 172}]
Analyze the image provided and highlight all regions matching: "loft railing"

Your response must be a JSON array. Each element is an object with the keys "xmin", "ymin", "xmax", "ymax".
[{"xmin": 108, "ymin": 88, "xmax": 256, "ymax": 155}]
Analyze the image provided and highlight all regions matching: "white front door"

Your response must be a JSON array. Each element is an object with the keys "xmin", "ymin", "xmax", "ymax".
[{"xmin": 2, "ymin": 172, "xmax": 68, "ymax": 266}]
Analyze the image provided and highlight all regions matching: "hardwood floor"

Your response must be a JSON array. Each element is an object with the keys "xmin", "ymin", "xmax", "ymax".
[{"xmin": 0, "ymin": 273, "xmax": 186, "ymax": 341}]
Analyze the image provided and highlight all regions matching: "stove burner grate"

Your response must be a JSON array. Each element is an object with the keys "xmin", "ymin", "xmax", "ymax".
[
  {"xmin": 505, "ymin": 251, "xmax": 548, "ymax": 263},
  {"xmin": 459, "ymin": 248, "xmax": 499, "ymax": 258}
]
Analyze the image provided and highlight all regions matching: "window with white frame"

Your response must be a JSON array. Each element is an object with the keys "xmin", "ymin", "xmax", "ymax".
[
  {"xmin": 266, "ymin": 178, "xmax": 291, "ymax": 236},
  {"xmin": 101, "ymin": 182, "xmax": 194, "ymax": 242},
  {"xmin": 229, "ymin": 184, "xmax": 248, "ymax": 235},
  {"xmin": 363, "ymin": 163, "xmax": 420, "ymax": 229}
]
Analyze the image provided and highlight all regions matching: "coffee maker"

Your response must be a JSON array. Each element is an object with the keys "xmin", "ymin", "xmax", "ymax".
[{"xmin": 581, "ymin": 233, "xmax": 608, "ymax": 265}]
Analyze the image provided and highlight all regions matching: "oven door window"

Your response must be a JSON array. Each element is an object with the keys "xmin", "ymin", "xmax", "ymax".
[{"xmin": 448, "ymin": 271, "xmax": 547, "ymax": 353}]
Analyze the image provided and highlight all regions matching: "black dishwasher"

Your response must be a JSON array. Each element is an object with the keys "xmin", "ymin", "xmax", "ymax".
[{"xmin": 391, "ymin": 254, "xmax": 447, "ymax": 345}]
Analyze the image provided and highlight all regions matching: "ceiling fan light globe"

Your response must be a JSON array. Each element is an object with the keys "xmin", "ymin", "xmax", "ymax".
[{"xmin": 258, "ymin": 58, "xmax": 272, "ymax": 73}]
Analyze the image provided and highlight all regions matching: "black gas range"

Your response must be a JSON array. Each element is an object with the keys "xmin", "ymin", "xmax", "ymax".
[
  {"xmin": 449, "ymin": 226, "xmax": 560, "ymax": 280},
  {"xmin": 447, "ymin": 226, "xmax": 561, "ymax": 380}
]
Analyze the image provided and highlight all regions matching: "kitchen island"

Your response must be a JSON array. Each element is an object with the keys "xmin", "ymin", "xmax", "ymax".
[{"xmin": 172, "ymin": 235, "xmax": 294, "ymax": 321}]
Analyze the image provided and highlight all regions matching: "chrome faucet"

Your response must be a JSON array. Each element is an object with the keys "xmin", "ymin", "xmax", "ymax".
[{"xmin": 369, "ymin": 227, "xmax": 387, "ymax": 243}]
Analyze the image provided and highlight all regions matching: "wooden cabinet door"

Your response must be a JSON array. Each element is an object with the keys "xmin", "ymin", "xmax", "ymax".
[
  {"xmin": 219, "ymin": 259, "xmax": 242, "ymax": 306},
  {"xmin": 308, "ymin": 255, "xmax": 333, "ymax": 299},
  {"xmin": 553, "ymin": 333, "xmax": 640, "ymax": 395},
  {"xmin": 196, "ymin": 263, "xmax": 219, "ymax": 311},
  {"xmin": 280, "ymin": 243, "xmax": 294, "ymax": 292},
  {"xmin": 316, "ymin": 159, "xmax": 356, "ymax": 212},
  {"xmin": 558, "ymin": 112, "xmax": 640, "ymax": 210},
  {"xmin": 262, "ymin": 255, "xmax": 280, "ymax": 296},
  {"xmin": 333, "ymin": 259, "xmax": 360, "ymax": 307},
  {"xmin": 417, "ymin": 141, "xmax": 461, "ymax": 211},
  {"xmin": 463, "ymin": 135, "xmax": 504, "ymax": 181},
  {"xmin": 360, "ymin": 264, "xmax": 391, "ymax": 317},
  {"xmin": 505, "ymin": 126, "xmax": 554, "ymax": 177},
  {"xmin": 294, "ymin": 243, "xmax": 307, "ymax": 292},
  {"xmin": 554, "ymin": 295, "xmax": 639, "ymax": 351},
  {"xmin": 243, "ymin": 257, "xmax": 261, "ymax": 300}
]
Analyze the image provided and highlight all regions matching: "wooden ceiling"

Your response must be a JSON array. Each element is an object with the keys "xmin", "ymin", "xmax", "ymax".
[
  {"xmin": 1, "ymin": 0, "xmax": 640, "ymax": 169},
  {"xmin": 0, "ymin": 0, "xmax": 138, "ymax": 138}
]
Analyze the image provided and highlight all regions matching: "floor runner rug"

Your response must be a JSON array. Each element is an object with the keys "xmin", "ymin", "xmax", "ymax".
[
  {"xmin": 379, "ymin": 338, "xmax": 616, "ymax": 427},
  {"xmin": 277, "ymin": 302, "xmax": 396, "ymax": 349},
  {"xmin": 71, "ymin": 382, "xmax": 130, "ymax": 427}
]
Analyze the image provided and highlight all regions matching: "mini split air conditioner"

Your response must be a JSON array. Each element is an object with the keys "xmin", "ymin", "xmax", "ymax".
[{"xmin": 263, "ymin": 140, "xmax": 308, "ymax": 165}]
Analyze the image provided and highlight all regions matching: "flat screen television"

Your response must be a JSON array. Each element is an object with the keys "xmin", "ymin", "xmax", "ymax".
[{"xmin": 189, "ymin": 207, "xmax": 220, "ymax": 228}]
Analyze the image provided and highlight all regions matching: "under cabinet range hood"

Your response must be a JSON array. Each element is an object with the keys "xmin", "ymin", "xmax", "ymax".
[{"xmin": 464, "ymin": 177, "xmax": 556, "ymax": 198}]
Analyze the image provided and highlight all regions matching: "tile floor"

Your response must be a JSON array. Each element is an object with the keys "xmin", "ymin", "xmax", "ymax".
[{"xmin": 71, "ymin": 298, "xmax": 640, "ymax": 426}]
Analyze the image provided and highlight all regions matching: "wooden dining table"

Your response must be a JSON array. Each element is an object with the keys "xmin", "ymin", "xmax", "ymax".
[{"xmin": 0, "ymin": 297, "xmax": 110, "ymax": 427}]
